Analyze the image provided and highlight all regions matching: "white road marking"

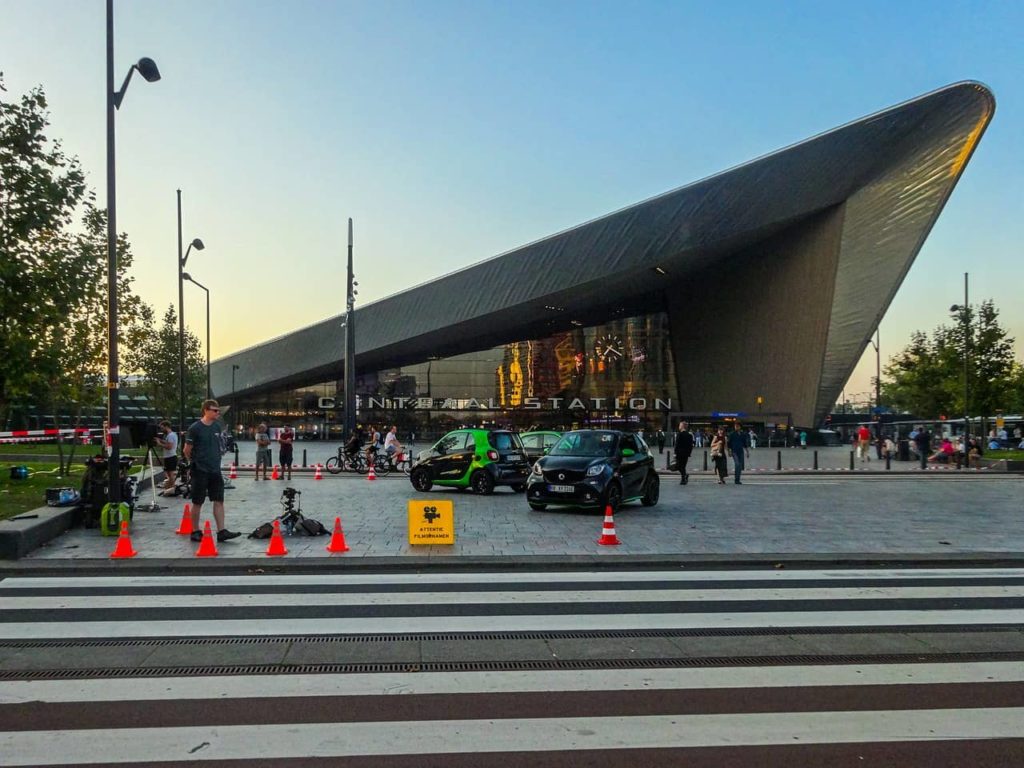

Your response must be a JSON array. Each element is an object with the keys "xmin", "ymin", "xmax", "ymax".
[
  {"xmin": 4, "ymin": 708, "xmax": 1024, "ymax": 764},
  {"xmin": 2, "ymin": 661, "xmax": 1022, "ymax": 705}
]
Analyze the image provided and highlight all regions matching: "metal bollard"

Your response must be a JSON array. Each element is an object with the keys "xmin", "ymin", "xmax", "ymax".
[
  {"xmin": 703, "ymin": 451, "xmax": 708, "ymax": 471},
  {"xmin": 813, "ymin": 450, "xmax": 818, "ymax": 470},
  {"xmin": 886, "ymin": 453, "xmax": 891, "ymax": 471},
  {"xmin": 233, "ymin": 446, "xmax": 239, "ymax": 467},
  {"xmin": 302, "ymin": 449, "xmax": 307, "ymax": 468},
  {"xmin": 849, "ymin": 450, "xmax": 855, "ymax": 470},
  {"xmin": 776, "ymin": 450, "xmax": 782, "ymax": 471}
]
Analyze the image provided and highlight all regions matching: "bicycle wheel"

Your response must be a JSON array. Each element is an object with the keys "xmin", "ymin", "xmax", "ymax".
[
  {"xmin": 324, "ymin": 456, "xmax": 342, "ymax": 475},
  {"xmin": 374, "ymin": 455, "xmax": 392, "ymax": 477}
]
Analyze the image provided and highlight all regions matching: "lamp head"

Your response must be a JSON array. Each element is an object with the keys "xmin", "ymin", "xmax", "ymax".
[
  {"xmin": 136, "ymin": 58, "xmax": 161, "ymax": 83},
  {"xmin": 182, "ymin": 272, "xmax": 192, "ymax": 281},
  {"xmin": 191, "ymin": 238, "xmax": 205, "ymax": 251}
]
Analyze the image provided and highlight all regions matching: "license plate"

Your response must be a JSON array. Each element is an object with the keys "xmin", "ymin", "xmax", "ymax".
[
  {"xmin": 548, "ymin": 484, "xmax": 574, "ymax": 493},
  {"xmin": 505, "ymin": 454, "xmax": 521, "ymax": 462}
]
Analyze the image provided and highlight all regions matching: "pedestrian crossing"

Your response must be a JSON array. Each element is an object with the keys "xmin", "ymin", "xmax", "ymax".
[{"xmin": 2, "ymin": 567, "xmax": 1023, "ymax": 765}]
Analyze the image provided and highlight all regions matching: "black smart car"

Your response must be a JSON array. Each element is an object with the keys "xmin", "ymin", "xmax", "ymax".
[{"xmin": 525, "ymin": 429, "xmax": 659, "ymax": 511}]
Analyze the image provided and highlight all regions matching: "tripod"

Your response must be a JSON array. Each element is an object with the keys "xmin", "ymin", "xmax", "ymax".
[{"xmin": 135, "ymin": 443, "xmax": 164, "ymax": 513}]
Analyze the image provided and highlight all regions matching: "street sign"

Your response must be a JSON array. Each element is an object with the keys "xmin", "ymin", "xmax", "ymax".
[{"xmin": 408, "ymin": 499, "xmax": 454, "ymax": 545}]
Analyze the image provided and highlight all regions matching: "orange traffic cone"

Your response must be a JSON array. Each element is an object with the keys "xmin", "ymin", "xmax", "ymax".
[
  {"xmin": 109, "ymin": 520, "xmax": 137, "ymax": 559},
  {"xmin": 266, "ymin": 519, "xmax": 288, "ymax": 556},
  {"xmin": 175, "ymin": 504, "xmax": 193, "ymax": 535},
  {"xmin": 596, "ymin": 505, "xmax": 621, "ymax": 546},
  {"xmin": 272, "ymin": 465, "xmax": 280, "ymax": 480},
  {"xmin": 229, "ymin": 463, "xmax": 238, "ymax": 480},
  {"xmin": 326, "ymin": 516, "xmax": 350, "ymax": 553},
  {"xmin": 314, "ymin": 464, "xmax": 323, "ymax": 480},
  {"xmin": 195, "ymin": 520, "xmax": 218, "ymax": 557},
  {"xmin": 367, "ymin": 463, "xmax": 376, "ymax": 481}
]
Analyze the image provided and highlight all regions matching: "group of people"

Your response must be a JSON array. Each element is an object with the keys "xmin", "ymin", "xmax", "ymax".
[
  {"xmin": 253, "ymin": 423, "xmax": 296, "ymax": 481},
  {"xmin": 673, "ymin": 421, "xmax": 751, "ymax": 485},
  {"xmin": 343, "ymin": 424, "xmax": 405, "ymax": 466}
]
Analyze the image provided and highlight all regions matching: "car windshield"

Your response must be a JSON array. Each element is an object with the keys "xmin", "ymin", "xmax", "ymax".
[
  {"xmin": 490, "ymin": 432, "xmax": 523, "ymax": 451},
  {"xmin": 550, "ymin": 431, "xmax": 617, "ymax": 457}
]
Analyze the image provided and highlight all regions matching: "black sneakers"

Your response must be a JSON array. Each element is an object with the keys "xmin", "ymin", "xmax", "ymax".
[
  {"xmin": 217, "ymin": 529, "xmax": 241, "ymax": 542},
  {"xmin": 189, "ymin": 530, "xmax": 203, "ymax": 543}
]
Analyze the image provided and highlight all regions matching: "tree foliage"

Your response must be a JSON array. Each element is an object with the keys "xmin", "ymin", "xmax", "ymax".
[
  {"xmin": 125, "ymin": 304, "xmax": 205, "ymax": 428},
  {"xmin": 881, "ymin": 300, "xmax": 1024, "ymax": 417}
]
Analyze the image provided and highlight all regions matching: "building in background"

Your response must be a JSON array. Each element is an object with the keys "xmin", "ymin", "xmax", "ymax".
[{"xmin": 212, "ymin": 82, "xmax": 994, "ymax": 441}]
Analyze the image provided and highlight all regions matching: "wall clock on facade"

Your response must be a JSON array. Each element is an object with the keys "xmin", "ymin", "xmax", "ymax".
[{"xmin": 594, "ymin": 333, "xmax": 624, "ymax": 361}]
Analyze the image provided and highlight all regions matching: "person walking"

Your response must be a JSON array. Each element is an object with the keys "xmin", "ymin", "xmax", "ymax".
[
  {"xmin": 183, "ymin": 400, "xmax": 240, "ymax": 543},
  {"xmin": 674, "ymin": 421, "xmax": 694, "ymax": 485},
  {"xmin": 278, "ymin": 424, "xmax": 295, "ymax": 481},
  {"xmin": 749, "ymin": 428, "xmax": 757, "ymax": 449},
  {"xmin": 857, "ymin": 424, "xmax": 872, "ymax": 462},
  {"xmin": 913, "ymin": 426, "xmax": 931, "ymax": 470},
  {"xmin": 255, "ymin": 423, "xmax": 272, "ymax": 480},
  {"xmin": 656, "ymin": 429, "xmax": 666, "ymax": 454},
  {"xmin": 710, "ymin": 427, "xmax": 728, "ymax": 484},
  {"xmin": 727, "ymin": 423, "xmax": 747, "ymax": 484},
  {"xmin": 799, "ymin": 430, "xmax": 808, "ymax": 450}
]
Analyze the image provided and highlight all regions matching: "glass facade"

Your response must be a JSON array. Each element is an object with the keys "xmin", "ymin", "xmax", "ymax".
[{"xmin": 233, "ymin": 312, "xmax": 677, "ymax": 441}]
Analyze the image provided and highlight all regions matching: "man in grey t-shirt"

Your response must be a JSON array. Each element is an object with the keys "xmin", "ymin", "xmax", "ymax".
[
  {"xmin": 184, "ymin": 399, "xmax": 240, "ymax": 543},
  {"xmin": 255, "ymin": 423, "xmax": 272, "ymax": 480}
]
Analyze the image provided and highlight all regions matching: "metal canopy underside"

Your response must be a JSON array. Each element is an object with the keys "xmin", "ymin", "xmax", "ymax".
[{"xmin": 211, "ymin": 81, "xmax": 994, "ymax": 417}]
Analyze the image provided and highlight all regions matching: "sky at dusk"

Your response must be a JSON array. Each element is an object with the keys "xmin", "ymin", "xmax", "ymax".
[{"xmin": 2, "ymin": 0, "xmax": 1021, "ymax": 405}]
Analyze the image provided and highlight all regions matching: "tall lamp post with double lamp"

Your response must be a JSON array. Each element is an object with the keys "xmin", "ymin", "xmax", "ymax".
[
  {"xmin": 182, "ymin": 273, "xmax": 211, "ymax": 398},
  {"xmin": 104, "ymin": 0, "xmax": 160, "ymax": 517},
  {"xmin": 231, "ymin": 364, "xmax": 240, "ymax": 428},
  {"xmin": 950, "ymin": 272, "xmax": 970, "ymax": 445},
  {"xmin": 176, "ymin": 192, "xmax": 204, "ymax": 437}
]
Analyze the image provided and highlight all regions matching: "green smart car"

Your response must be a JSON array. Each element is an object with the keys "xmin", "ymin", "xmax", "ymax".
[{"xmin": 409, "ymin": 429, "xmax": 530, "ymax": 494}]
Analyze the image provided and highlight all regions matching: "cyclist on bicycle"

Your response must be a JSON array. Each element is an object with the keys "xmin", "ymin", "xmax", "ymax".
[
  {"xmin": 384, "ymin": 426, "xmax": 403, "ymax": 463},
  {"xmin": 364, "ymin": 425, "xmax": 381, "ymax": 465},
  {"xmin": 343, "ymin": 428, "xmax": 363, "ymax": 461}
]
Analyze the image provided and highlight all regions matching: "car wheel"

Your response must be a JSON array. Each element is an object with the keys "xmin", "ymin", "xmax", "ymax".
[
  {"xmin": 410, "ymin": 467, "xmax": 432, "ymax": 492},
  {"xmin": 641, "ymin": 472, "xmax": 660, "ymax": 506},
  {"xmin": 511, "ymin": 483, "xmax": 526, "ymax": 493},
  {"xmin": 605, "ymin": 481, "xmax": 623, "ymax": 512},
  {"xmin": 471, "ymin": 469, "xmax": 495, "ymax": 495},
  {"xmin": 528, "ymin": 502, "xmax": 547, "ymax": 511}
]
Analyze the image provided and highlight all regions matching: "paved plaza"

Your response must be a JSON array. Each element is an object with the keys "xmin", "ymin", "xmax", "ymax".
[{"xmin": 24, "ymin": 465, "xmax": 1024, "ymax": 560}]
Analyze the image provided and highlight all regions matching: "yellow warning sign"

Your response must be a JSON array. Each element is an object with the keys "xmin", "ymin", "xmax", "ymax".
[{"xmin": 408, "ymin": 499, "xmax": 455, "ymax": 545}]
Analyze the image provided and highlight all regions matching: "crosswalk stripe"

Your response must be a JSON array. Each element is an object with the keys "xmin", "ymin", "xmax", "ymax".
[
  {"xmin": 7, "ymin": 584, "xmax": 1024, "ymax": 610},
  {"xmin": 2, "ymin": 608, "xmax": 1022, "ymax": 640},
  {"xmin": 3, "ymin": 662, "xmax": 1022, "ymax": 704},
  {"xmin": 6, "ymin": 567, "xmax": 1024, "ymax": 589},
  {"xmin": 4, "ymin": 708, "xmax": 1024, "ymax": 765}
]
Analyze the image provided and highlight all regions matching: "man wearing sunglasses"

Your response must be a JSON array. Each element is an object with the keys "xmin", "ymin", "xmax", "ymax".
[{"xmin": 183, "ymin": 399, "xmax": 241, "ymax": 543}]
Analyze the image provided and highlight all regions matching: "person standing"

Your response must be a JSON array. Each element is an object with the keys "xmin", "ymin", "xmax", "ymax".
[
  {"xmin": 710, "ymin": 427, "xmax": 728, "ymax": 484},
  {"xmin": 799, "ymin": 430, "xmax": 808, "ymax": 450},
  {"xmin": 278, "ymin": 424, "xmax": 295, "ymax": 481},
  {"xmin": 674, "ymin": 421, "xmax": 694, "ymax": 485},
  {"xmin": 255, "ymin": 423, "xmax": 272, "ymax": 480},
  {"xmin": 749, "ymin": 428, "xmax": 757, "ymax": 449},
  {"xmin": 155, "ymin": 420, "xmax": 178, "ymax": 494},
  {"xmin": 183, "ymin": 400, "xmax": 240, "ymax": 543},
  {"xmin": 656, "ymin": 429, "xmax": 666, "ymax": 454},
  {"xmin": 727, "ymin": 423, "xmax": 746, "ymax": 484},
  {"xmin": 913, "ymin": 426, "xmax": 931, "ymax": 470}
]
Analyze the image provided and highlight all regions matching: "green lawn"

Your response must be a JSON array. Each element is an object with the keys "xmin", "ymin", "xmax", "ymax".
[
  {"xmin": 0, "ymin": 460, "xmax": 144, "ymax": 521},
  {"xmin": 0, "ymin": 444, "xmax": 148, "ymax": 457},
  {"xmin": 988, "ymin": 449, "xmax": 1024, "ymax": 461}
]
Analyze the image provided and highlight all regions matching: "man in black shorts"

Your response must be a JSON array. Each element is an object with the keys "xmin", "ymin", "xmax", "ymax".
[{"xmin": 183, "ymin": 399, "xmax": 240, "ymax": 543}]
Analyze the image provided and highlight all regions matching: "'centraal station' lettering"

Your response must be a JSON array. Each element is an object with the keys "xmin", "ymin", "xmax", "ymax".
[{"xmin": 318, "ymin": 396, "xmax": 672, "ymax": 411}]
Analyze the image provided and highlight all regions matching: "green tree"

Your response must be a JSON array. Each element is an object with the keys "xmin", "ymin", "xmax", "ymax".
[
  {"xmin": 881, "ymin": 300, "xmax": 1020, "ymax": 418},
  {"xmin": 0, "ymin": 75, "xmax": 88, "ymax": 426},
  {"xmin": 126, "ymin": 304, "xmax": 205, "ymax": 428}
]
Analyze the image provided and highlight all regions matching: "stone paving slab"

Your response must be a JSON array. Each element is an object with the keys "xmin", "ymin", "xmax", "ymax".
[{"xmin": 21, "ymin": 471, "xmax": 1024, "ymax": 561}]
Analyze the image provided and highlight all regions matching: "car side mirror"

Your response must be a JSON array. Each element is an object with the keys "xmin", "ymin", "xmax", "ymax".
[{"xmin": 621, "ymin": 448, "xmax": 635, "ymax": 457}]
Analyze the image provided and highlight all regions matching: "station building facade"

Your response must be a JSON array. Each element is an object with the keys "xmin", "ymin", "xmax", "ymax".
[{"xmin": 213, "ymin": 82, "xmax": 994, "ymax": 442}]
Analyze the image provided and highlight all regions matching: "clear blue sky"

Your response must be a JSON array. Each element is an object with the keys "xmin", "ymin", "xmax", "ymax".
[{"xmin": 2, "ymin": 0, "xmax": 1021, "ymax": 402}]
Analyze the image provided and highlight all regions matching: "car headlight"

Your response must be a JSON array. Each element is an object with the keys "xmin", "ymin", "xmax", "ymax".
[
  {"xmin": 586, "ymin": 463, "xmax": 606, "ymax": 477},
  {"xmin": 532, "ymin": 462, "xmax": 543, "ymax": 476}
]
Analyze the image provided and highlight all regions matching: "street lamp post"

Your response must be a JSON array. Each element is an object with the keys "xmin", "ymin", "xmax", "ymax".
[
  {"xmin": 342, "ymin": 218, "xmax": 357, "ymax": 440},
  {"xmin": 182, "ymin": 273, "xmax": 210, "ymax": 398},
  {"xmin": 176, "ymin": 191, "xmax": 204, "ymax": 437},
  {"xmin": 231, "ymin": 364, "xmax": 240, "ymax": 427},
  {"xmin": 950, "ymin": 272, "xmax": 970, "ymax": 444},
  {"xmin": 105, "ymin": 0, "xmax": 159, "ymax": 508}
]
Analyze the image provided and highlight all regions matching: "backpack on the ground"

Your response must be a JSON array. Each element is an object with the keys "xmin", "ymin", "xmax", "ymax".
[
  {"xmin": 299, "ymin": 518, "xmax": 328, "ymax": 536},
  {"xmin": 248, "ymin": 522, "xmax": 275, "ymax": 539}
]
